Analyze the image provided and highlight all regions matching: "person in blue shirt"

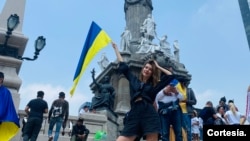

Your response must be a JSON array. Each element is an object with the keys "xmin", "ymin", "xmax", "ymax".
[{"xmin": 155, "ymin": 79, "xmax": 184, "ymax": 141}]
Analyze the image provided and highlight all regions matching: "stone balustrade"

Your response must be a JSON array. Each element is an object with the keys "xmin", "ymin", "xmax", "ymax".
[{"xmin": 11, "ymin": 110, "xmax": 117, "ymax": 141}]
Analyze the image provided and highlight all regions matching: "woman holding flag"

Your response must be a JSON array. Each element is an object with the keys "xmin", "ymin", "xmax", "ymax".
[{"xmin": 112, "ymin": 42, "xmax": 174, "ymax": 141}]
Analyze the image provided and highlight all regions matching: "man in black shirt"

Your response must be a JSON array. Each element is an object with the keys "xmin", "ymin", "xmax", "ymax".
[
  {"xmin": 70, "ymin": 118, "xmax": 89, "ymax": 141},
  {"xmin": 199, "ymin": 101, "xmax": 218, "ymax": 125},
  {"xmin": 22, "ymin": 91, "xmax": 48, "ymax": 141}
]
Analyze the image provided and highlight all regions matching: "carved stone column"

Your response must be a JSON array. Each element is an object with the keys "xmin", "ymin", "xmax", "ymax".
[
  {"xmin": 0, "ymin": 0, "xmax": 28, "ymax": 111},
  {"xmin": 124, "ymin": 0, "xmax": 153, "ymax": 53}
]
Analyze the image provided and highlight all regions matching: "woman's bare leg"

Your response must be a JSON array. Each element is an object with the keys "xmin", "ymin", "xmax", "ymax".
[
  {"xmin": 116, "ymin": 135, "xmax": 137, "ymax": 141},
  {"xmin": 146, "ymin": 133, "xmax": 159, "ymax": 141}
]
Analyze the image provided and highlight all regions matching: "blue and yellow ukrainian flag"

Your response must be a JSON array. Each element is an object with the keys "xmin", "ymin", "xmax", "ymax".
[
  {"xmin": 0, "ymin": 86, "xmax": 20, "ymax": 141},
  {"xmin": 70, "ymin": 21, "xmax": 111, "ymax": 97}
]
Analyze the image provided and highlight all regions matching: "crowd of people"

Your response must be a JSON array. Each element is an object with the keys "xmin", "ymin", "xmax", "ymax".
[
  {"xmin": 195, "ymin": 96, "xmax": 247, "ymax": 141},
  {"xmin": 111, "ymin": 42, "xmax": 250, "ymax": 141},
  {"xmin": 20, "ymin": 90, "xmax": 90, "ymax": 141},
  {"xmin": 112, "ymin": 41, "xmax": 200, "ymax": 141}
]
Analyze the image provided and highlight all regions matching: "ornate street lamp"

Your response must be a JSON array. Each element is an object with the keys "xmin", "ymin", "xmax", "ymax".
[
  {"xmin": 7, "ymin": 14, "xmax": 19, "ymax": 35},
  {"xmin": 0, "ymin": 14, "xmax": 19, "ymax": 55},
  {"xmin": 18, "ymin": 36, "xmax": 46, "ymax": 61},
  {"xmin": 0, "ymin": 14, "xmax": 46, "ymax": 61}
]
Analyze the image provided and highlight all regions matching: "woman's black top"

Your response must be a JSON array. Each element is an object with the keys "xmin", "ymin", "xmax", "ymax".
[{"xmin": 118, "ymin": 62, "xmax": 174, "ymax": 106}]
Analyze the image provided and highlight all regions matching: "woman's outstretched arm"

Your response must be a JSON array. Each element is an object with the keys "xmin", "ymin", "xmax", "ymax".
[{"xmin": 111, "ymin": 42, "xmax": 123, "ymax": 62}]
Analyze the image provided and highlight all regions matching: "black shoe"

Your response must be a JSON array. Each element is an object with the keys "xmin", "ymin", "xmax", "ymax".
[{"xmin": 48, "ymin": 136, "xmax": 53, "ymax": 141}]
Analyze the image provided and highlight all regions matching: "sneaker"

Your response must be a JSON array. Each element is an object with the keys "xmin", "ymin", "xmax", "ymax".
[{"xmin": 48, "ymin": 136, "xmax": 53, "ymax": 141}]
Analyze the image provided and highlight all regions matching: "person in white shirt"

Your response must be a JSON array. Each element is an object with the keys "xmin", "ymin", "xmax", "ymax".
[
  {"xmin": 191, "ymin": 110, "xmax": 200, "ymax": 141},
  {"xmin": 224, "ymin": 103, "xmax": 246, "ymax": 125},
  {"xmin": 79, "ymin": 106, "xmax": 89, "ymax": 117},
  {"xmin": 155, "ymin": 79, "xmax": 184, "ymax": 141},
  {"xmin": 198, "ymin": 117, "xmax": 203, "ymax": 141}
]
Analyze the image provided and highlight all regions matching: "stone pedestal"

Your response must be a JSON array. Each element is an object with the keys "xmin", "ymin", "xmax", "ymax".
[
  {"xmin": 15, "ymin": 110, "xmax": 117, "ymax": 141},
  {"xmin": 81, "ymin": 110, "xmax": 118, "ymax": 141},
  {"xmin": 98, "ymin": 110, "xmax": 118, "ymax": 141},
  {"xmin": 0, "ymin": 0, "xmax": 28, "ymax": 111},
  {"xmin": 0, "ymin": 32, "xmax": 28, "ymax": 111},
  {"xmin": 0, "ymin": 58, "xmax": 22, "ymax": 110}
]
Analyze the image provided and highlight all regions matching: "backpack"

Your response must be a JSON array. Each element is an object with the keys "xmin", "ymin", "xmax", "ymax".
[{"xmin": 52, "ymin": 100, "xmax": 64, "ymax": 117}]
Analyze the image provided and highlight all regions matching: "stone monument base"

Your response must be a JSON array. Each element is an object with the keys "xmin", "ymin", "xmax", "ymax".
[{"xmin": 82, "ymin": 109, "xmax": 118, "ymax": 141}]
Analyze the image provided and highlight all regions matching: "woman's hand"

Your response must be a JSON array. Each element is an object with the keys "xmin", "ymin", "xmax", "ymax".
[
  {"xmin": 170, "ymin": 86, "xmax": 178, "ymax": 95},
  {"xmin": 154, "ymin": 60, "xmax": 172, "ymax": 75},
  {"xmin": 112, "ymin": 41, "xmax": 124, "ymax": 62},
  {"xmin": 112, "ymin": 42, "xmax": 118, "ymax": 50},
  {"xmin": 153, "ymin": 60, "xmax": 160, "ymax": 69}
]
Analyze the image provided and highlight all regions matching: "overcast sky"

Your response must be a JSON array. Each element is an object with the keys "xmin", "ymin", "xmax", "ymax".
[{"xmin": 0, "ymin": 0, "xmax": 250, "ymax": 117}]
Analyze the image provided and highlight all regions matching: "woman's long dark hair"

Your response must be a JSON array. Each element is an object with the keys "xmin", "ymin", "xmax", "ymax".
[{"xmin": 139, "ymin": 59, "xmax": 160, "ymax": 86}]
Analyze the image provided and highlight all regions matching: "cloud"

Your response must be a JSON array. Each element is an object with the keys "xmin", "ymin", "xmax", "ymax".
[
  {"xmin": 19, "ymin": 83, "xmax": 92, "ymax": 116},
  {"xmin": 190, "ymin": 0, "xmax": 238, "ymax": 32},
  {"xmin": 194, "ymin": 88, "xmax": 224, "ymax": 109}
]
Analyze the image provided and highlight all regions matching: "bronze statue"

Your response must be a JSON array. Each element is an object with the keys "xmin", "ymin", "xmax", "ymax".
[{"xmin": 91, "ymin": 68, "xmax": 115, "ymax": 111}]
